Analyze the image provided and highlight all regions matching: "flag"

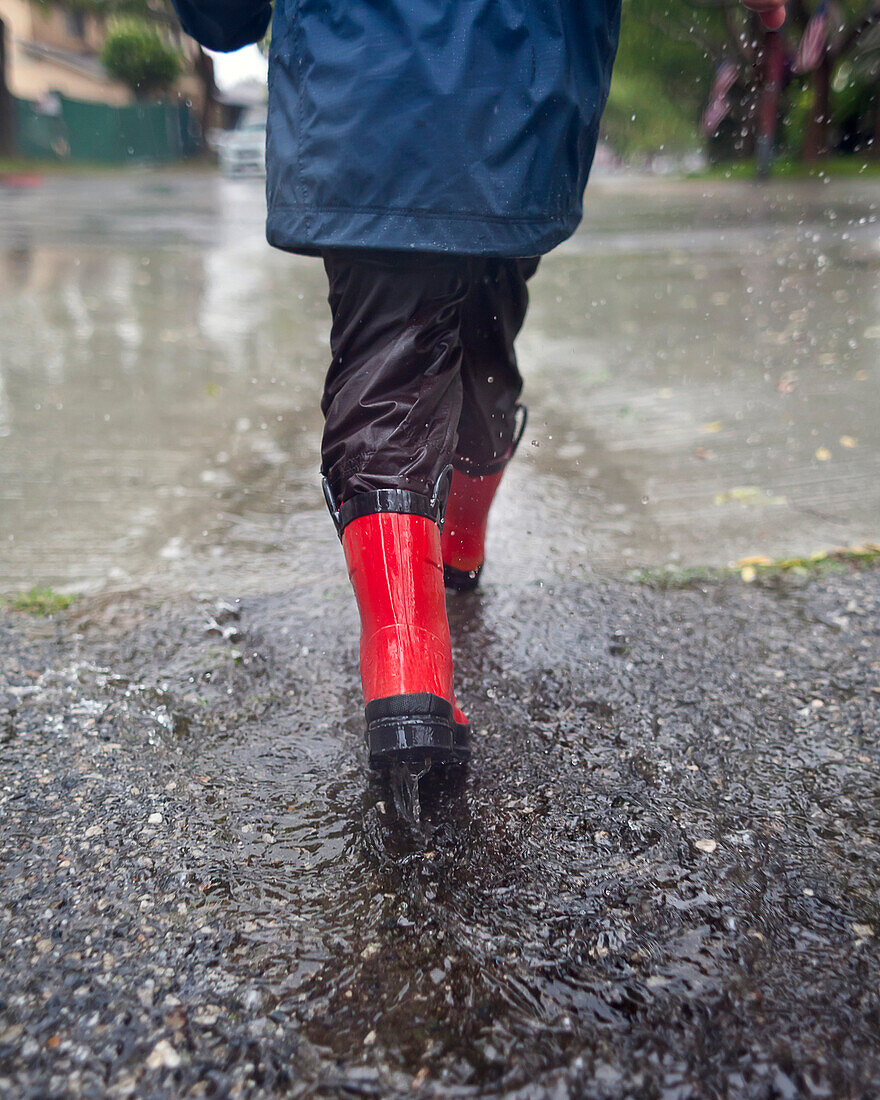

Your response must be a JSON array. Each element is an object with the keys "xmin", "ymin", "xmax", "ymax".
[
  {"xmin": 795, "ymin": 2, "xmax": 829, "ymax": 73},
  {"xmin": 701, "ymin": 60, "xmax": 738, "ymax": 136}
]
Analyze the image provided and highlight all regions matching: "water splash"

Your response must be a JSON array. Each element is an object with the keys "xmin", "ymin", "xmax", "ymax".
[{"xmin": 387, "ymin": 760, "xmax": 430, "ymax": 830}]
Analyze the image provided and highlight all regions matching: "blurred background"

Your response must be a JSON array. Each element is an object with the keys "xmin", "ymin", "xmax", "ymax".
[{"xmin": 1, "ymin": 0, "xmax": 879, "ymax": 596}]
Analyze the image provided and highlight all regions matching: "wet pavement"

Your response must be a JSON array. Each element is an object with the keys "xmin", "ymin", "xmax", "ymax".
[
  {"xmin": 1, "ymin": 172, "xmax": 879, "ymax": 592},
  {"xmin": 2, "ymin": 171, "xmax": 880, "ymax": 1097},
  {"xmin": 3, "ymin": 566, "xmax": 880, "ymax": 1097}
]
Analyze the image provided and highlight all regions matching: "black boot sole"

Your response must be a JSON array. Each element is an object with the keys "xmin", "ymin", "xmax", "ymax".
[
  {"xmin": 365, "ymin": 693, "xmax": 471, "ymax": 771},
  {"xmin": 443, "ymin": 563, "xmax": 483, "ymax": 592}
]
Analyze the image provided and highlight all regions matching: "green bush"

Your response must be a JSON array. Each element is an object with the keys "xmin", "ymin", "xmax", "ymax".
[
  {"xmin": 780, "ymin": 81, "xmax": 813, "ymax": 156},
  {"xmin": 603, "ymin": 69, "xmax": 700, "ymax": 157},
  {"xmin": 101, "ymin": 19, "xmax": 182, "ymax": 100}
]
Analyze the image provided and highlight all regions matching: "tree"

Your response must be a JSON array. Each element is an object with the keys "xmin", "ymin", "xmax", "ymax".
[
  {"xmin": 615, "ymin": 0, "xmax": 880, "ymax": 160},
  {"xmin": 101, "ymin": 18, "xmax": 181, "ymax": 99},
  {"xmin": 43, "ymin": 1, "xmax": 218, "ymax": 148},
  {"xmin": 608, "ymin": 0, "xmax": 759, "ymax": 158},
  {"xmin": 604, "ymin": 1, "xmax": 712, "ymax": 155},
  {"xmin": 785, "ymin": 0, "xmax": 880, "ymax": 159},
  {"xmin": 0, "ymin": 17, "xmax": 15, "ymax": 157}
]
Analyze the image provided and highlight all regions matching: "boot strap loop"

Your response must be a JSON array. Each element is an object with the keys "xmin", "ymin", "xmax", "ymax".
[
  {"xmin": 323, "ymin": 465, "xmax": 453, "ymax": 538},
  {"xmin": 512, "ymin": 402, "xmax": 528, "ymax": 456},
  {"xmin": 322, "ymin": 476, "xmax": 343, "ymax": 536}
]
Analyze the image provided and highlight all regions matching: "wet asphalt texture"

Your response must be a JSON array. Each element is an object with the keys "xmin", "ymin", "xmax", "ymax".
[
  {"xmin": 2, "ymin": 564, "xmax": 880, "ymax": 1098},
  {"xmin": 3, "ymin": 170, "xmax": 880, "ymax": 1097}
]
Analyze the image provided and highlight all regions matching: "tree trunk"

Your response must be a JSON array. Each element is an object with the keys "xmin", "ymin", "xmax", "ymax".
[
  {"xmin": 874, "ymin": 84, "xmax": 880, "ymax": 159},
  {"xmin": 757, "ymin": 29, "xmax": 784, "ymax": 178},
  {"xmin": 194, "ymin": 46, "xmax": 216, "ymax": 155},
  {"xmin": 0, "ymin": 18, "xmax": 16, "ymax": 158},
  {"xmin": 803, "ymin": 53, "xmax": 832, "ymax": 161}
]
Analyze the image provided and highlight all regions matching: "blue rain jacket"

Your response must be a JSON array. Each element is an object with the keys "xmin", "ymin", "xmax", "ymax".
[{"xmin": 173, "ymin": 0, "xmax": 621, "ymax": 256}]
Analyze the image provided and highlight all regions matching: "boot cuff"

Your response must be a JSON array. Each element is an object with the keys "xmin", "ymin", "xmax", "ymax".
[
  {"xmin": 323, "ymin": 467, "xmax": 452, "ymax": 536},
  {"xmin": 339, "ymin": 489, "xmax": 444, "ymax": 531}
]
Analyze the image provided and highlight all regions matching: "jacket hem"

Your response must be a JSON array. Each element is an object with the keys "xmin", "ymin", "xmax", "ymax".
[{"xmin": 265, "ymin": 204, "xmax": 581, "ymax": 258}]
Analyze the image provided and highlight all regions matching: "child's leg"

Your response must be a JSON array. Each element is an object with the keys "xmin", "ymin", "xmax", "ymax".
[
  {"xmin": 320, "ymin": 249, "xmax": 472, "ymax": 771},
  {"xmin": 441, "ymin": 257, "xmax": 539, "ymax": 588},
  {"xmin": 321, "ymin": 249, "xmax": 470, "ymax": 505},
  {"xmin": 455, "ymin": 256, "xmax": 539, "ymax": 473}
]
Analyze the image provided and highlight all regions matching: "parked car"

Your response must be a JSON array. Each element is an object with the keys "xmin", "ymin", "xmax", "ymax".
[{"xmin": 218, "ymin": 109, "xmax": 267, "ymax": 177}]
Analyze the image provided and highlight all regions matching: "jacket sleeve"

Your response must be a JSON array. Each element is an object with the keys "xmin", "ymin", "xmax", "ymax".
[{"xmin": 171, "ymin": 0, "xmax": 272, "ymax": 53}]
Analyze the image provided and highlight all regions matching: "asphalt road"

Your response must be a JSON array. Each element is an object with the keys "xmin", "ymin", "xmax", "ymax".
[{"xmin": 2, "ymin": 561, "xmax": 880, "ymax": 1097}]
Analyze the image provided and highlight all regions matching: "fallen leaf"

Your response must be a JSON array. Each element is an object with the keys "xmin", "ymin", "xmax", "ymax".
[
  {"xmin": 713, "ymin": 486, "xmax": 785, "ymax": 508},
  {"xmin": 715, "ymin": 486, "xmax": 759, "ymax": 506},
  {"xmin": 840, "ymin": 435, "xmax": 857, "ymax": 448},
  {"xmin": 814, "ymin": 447, "xmax": 831, "ymax": 461},
  {"xmin": 700, "ymin": 421, "xmax": 723, "ymax": 434}
]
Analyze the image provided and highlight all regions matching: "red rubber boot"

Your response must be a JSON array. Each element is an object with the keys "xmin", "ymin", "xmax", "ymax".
[
  {"xmin": 441, "ymin": 468, "xmax": 505, "ymax": 591},
  {"xmin": 341, "ymin": 509, "xmax": 470, "ymax": 770},
  {"xmin": 442, "ymin": 404, "xmax": 527, "ymax": 591}
]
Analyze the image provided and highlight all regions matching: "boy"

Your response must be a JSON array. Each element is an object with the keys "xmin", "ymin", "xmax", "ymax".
[{"xmin": 172, "ymin": 0, "xmax": 786, "ymax": 772}]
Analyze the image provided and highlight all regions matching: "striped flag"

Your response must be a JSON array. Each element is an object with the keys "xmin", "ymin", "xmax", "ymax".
[
  {"xmin": 701, "ymin": 60, "xmax": 738, "ymax": 136},
  {"xmin": 795, "ymin": 2, "xmax": 829, "ymax": 73}
]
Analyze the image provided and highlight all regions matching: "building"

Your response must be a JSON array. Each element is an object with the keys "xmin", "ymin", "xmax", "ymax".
[{"xmin": 0, "ymin": 0, "xmax": 201, "ymax": 107}]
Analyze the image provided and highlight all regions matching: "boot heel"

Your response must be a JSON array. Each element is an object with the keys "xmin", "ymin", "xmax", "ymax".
[
  {"xmin": 443, "ymin": 562, "xmax": 483, "ymax": 592},
  {"xmin": 365, "ymin": 693, "xmax": 470, "ymax": 770}
]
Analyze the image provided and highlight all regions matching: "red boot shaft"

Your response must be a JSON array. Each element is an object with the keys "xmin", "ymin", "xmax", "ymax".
[
  {"xmin": 342, "ymin": 511, "xmax": 455, "ymax": 704},
  {"xmin": 441, "ymin": 467, "xmax": 505, "ymax": 575}
]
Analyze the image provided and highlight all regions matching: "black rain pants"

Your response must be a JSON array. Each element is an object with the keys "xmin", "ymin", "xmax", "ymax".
[{"xmin": 321, "ymin": 250, "xmax": 539, "ymax": 505}]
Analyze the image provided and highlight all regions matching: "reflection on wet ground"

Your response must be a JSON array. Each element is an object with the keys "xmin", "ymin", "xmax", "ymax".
[{"xmin": 1, "ymin": 172, "xmax": 879, "ymax": 593}]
